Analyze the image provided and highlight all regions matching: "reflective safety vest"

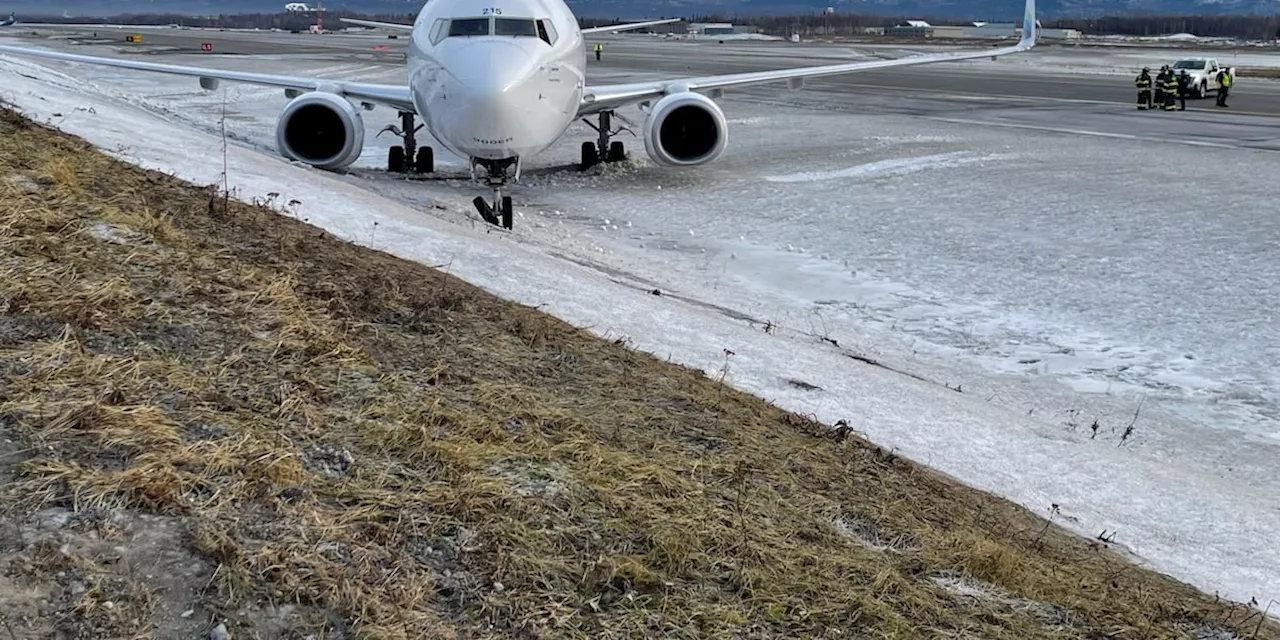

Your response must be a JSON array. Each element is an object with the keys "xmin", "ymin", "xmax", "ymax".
[
  {"xmin": 594, "ymin": 43, "xmax": 603, "ymax": 51},
  {"xmin": 1135, "ymin": 75, "xmax": 1151, "ymax": 89},
  {"xmin": 1221, "ymin": 72, "xmax": 1233, "ymax": 87}
]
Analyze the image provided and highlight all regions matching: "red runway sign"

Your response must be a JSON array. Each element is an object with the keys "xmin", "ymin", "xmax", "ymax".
[{"xmin": 200, "ymin": 42, "xmax": 213, "ymax": 52}]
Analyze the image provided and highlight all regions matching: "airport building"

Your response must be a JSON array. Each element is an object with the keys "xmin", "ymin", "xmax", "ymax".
[
  {"xmin": 686, "ymin": 22, "xmax": 763, "ymax": 36},
  {"xmin": 888, "ymin": 20, "xmax": 1080, "ymax": 40},
  {"xmin": 884, "ymin": 20, "xmax": 933, "ymax": 38}
]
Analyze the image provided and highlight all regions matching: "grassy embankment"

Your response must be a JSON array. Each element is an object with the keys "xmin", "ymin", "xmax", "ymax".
[{"xmin": 0, "ymin": 104, "xmax": 1274, "ymax": 639}]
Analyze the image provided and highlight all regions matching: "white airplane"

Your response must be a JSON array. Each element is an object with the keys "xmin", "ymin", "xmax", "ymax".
[
  {"xmin": 284, "ymin": 3, "xmax": 314, "ymax": 12},
  {"xmin": 0, "ymin": 12, "xmax": 16, "ymax": 27},
  {"xmin": 0, "ymin": 0, "xmax": 1036, "ymax": 229}
]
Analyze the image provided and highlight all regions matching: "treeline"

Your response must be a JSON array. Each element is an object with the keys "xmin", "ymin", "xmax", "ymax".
[
  {"xmin": 684, "ymin": 11, "xmax": 1280, "ymax": 39},
  {"xmin": 15, "ymin": 10, "xmax": 1280, "ymax": 40},
  {"xmin": 1045, "ymin": 15, "xmax": 1280, "ymax": 39}
]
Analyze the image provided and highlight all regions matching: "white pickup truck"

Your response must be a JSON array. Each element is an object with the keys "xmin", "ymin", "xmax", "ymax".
[{"xmin": 1171, "ymin": 57, "xmax": 1235, "ymax": 98}]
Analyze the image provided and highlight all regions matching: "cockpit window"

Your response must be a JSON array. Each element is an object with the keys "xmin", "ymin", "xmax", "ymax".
[
  {"xmin": 536, "ymin": 19, "xmax": 555, "ymax": 44},
  {"xmin": 494, "ymin": 18, "xmax": 538, "ymax": 37},
  {"xmin": 448, "ymin": 18, "xmax": 490, "ymax": 37}
]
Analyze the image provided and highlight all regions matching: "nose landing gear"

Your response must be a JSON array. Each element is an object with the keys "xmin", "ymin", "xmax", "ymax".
[
  {"xmin": 471, "ymin": 157, "xmax": 519, "ymax": 230},
  {"xmin": 380, "ymin": 110, "xmax": 435, "ymax": 174}
]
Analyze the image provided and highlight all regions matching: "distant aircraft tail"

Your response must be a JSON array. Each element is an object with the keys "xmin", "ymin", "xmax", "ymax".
[
  {"xmin": 1, "ymin": 12, "xmax": 15, "ymax": 26},
  {"xmin": 1020, "ymin": 0, "xmax": 1037, "ymax": 48}
]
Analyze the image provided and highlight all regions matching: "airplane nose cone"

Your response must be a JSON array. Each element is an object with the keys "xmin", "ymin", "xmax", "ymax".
[
  {"xmin": 447, "ymin": 40, "xmax": 539, "ymax": 96},
  {"xmin": 430, "ymin": 38, "xmax": 547, "ymax": 158}
]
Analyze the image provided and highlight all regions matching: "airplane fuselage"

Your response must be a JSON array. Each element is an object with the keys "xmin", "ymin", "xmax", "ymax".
[{"xmin": 406, "ymin": 0, "xmax": 586, "ymax": 164}]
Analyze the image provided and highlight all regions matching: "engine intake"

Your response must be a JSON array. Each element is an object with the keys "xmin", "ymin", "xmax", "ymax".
[
  {"xmin": 275, "ymin": 91, "xmax": 365, "ymax": 171},
  {"xmin": 642, "ymin": 91, "xmax": 728, "ymax": 167}
]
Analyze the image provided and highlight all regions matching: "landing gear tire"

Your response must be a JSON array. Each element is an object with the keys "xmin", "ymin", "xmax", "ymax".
[
  {"xmin": 579, "ymin": 110, "xmax": 635, "ymax": 171},
  {"xmin": 379, "ymin": 110, "xmax": 433, "ymax": 174},
  {"xmin": 471, "ymin": 195, "xmax": 514, "ymax": 230},
  {"xmin": 414, "ymin": 146, "xmax": 434, "ymax": 174},
  {"xmin": 470, "ymin": 157, "xmax": 518, "ymax": 230},
  {"xmin": 388, "ymin": 146, "xmax": 406, "ymax": 173},
  {"xmin": 578, "ymin": 138, "xmax": 626, "ymax": 169}
]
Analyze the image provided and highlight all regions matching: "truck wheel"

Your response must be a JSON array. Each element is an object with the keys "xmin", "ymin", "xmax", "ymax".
[{"xmin": 1197, "ymin": 81, "xmax": 1206, "ymax": 99}]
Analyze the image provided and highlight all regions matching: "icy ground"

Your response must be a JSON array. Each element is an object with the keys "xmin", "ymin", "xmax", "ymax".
[{"xmin": 2, "ymin": 39, "xmax": 1280, "ymax": 612}]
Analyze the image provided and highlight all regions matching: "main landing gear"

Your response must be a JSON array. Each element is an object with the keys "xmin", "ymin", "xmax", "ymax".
[
  {"xmin": 471, "ymin": 157, "xmax": 518, "ymax": 230},
  {"xmin": 380, "ymin": 110, "xmax": 434, "ymax": 174},
  {"xmin": 579, "ymin": 110, "xmax": 633, "ymax": 170}
]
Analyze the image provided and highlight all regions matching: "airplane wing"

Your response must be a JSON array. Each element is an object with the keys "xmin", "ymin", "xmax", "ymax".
[
  {"xmin": 0, "ymin": 44, "xmax": 414, "ymax": 111},
  {"xmin": 338, "ymin": 18, "xmax": 414, "ymax": 31},
  {"xmin": 578, "ymin": 0, "xmax": 1036, "ymax": 116},
  {"xmin": 581, "ymin": 18, "xmax": 681, "ymax": 35}
]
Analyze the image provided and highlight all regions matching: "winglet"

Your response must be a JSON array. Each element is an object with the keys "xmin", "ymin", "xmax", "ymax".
[{"xmin": 1020, "ymin": 0, "xmax": 1037, "ymax": 48}]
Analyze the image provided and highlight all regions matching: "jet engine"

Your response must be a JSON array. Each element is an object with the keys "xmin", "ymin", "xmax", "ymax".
[
  {"xmin": 641, "ymin": 91, "xmax": 728, "ymax": 167},
  {"xmin": 275, "ymin": 91, "xmax": 365, "ymax": 171}
]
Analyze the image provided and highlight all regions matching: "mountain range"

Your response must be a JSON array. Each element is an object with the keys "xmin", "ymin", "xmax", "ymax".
[{"xmin": 4, "ymin": 0, "xmax": 1278, "ymax": 20}]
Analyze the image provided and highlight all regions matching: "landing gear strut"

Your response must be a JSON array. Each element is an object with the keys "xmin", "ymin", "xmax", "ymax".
[
  {"xmin": 579, "ymin": 110, "xmax": 632, "ymax": 170},
  {"xmin": 379, "ymin": 110, "xmax": 434, "ymax": 174},
  {"xmin": 471, "ymin": 157, "xmax": 518, "ymax": 230}
]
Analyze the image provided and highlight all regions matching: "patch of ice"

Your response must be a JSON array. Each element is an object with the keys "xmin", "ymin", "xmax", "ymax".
[
  {"xmin": 764, "ymin": 151, "xmax": 1003, "ymax": 183},
  {"xmin": 931, "ymin": 572, "xmax": 1073, "ymax": 627}
]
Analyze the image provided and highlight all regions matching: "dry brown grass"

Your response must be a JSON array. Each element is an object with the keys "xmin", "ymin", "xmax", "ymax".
[{"xmin": 0, "ymin": 104, "xmax": 1276, "ymax": 640}]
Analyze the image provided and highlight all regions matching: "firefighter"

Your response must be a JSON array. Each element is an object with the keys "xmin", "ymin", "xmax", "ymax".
[
  {"xmin": 1177, "ymin": 69, "xmax": 1190, "ymax": 110},
  {"xmin": 593, "ymin": 42, "xmax": 603, "ymax": 60},
  {"xmin": 1162, "ymin": 70, "xmax": 1178, "ymax": 111},
  {"xmin": 1216, "ymin": 68, "xmax": 1232, "ymax": 107},
  {"xmin": 1153, "ymin": 66, "xmax": 1167, "ymax": 110},
  {"xmin": 1135, "ymin": 67, "xmax": 1153, "ymax": 109}
]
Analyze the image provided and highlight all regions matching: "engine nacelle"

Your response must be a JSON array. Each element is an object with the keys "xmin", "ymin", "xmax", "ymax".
[
  {"xmin": 642, "ymin": 91, "xmax": 728, "ymax": 167},
  {"xmin": 275, "ymin": 91, "xmax": 365, "ymax": 171}
]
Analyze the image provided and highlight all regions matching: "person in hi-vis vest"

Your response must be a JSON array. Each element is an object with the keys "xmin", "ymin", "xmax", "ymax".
[{"xmin": 594, "ymin": 42, "xmax": 603, "ymax": 60}]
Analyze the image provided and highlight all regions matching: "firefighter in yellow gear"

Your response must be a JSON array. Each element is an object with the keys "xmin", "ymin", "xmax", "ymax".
[
  {"xmin": 1162, "ymin": 72, "xmax": 1179, "ymax": 111},
  {"xmin": 1153, "ymin": 65, "xmax": 1168, "ymax": 108},
  {"xmin": 594, "ymin": 42, "xmax": 603, "ymax": 60},
  {"xmin": 1135, "ymin": 67, "xmax": 1153, "ymax": 110}
]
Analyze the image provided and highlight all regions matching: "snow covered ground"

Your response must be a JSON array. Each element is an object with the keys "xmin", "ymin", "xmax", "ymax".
[{"xmin": 2, "ymin": 36, "xmax": 1280, "ymax": 614}]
